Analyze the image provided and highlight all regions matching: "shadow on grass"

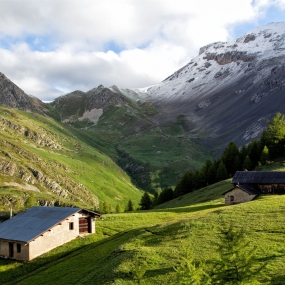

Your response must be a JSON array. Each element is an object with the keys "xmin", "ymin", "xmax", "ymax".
[
  {"xmin": 0, "ymin": 231, "xmax": 132, "ymax": 285},
  {"xmin": 110, "ymin": 262, "xmax": 174, "ymax": 284},
  {"xmin": 154, "ymin": 203, "xmax": 225, "ymax": 213},
  {"xmin": 270, "ymin": 274, "xmax": 285, "ymax": 285}
]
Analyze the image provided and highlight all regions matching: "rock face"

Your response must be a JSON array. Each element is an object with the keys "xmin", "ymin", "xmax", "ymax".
[
  {"xmin": 0, "ymin": 73, "xmax": 45, "ymax": 112},
  {"xmin": 132, "ymin": 22, "xmax": 285, "ymax": 154},
  {"xmin": 52, "ymin": 85, "xmax": 129, "ymax": 122}
]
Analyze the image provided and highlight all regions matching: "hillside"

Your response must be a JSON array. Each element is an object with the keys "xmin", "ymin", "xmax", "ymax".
[
  {"xmin": 2, "ymin": 164, "xmax": 285, "ymax": 284},
  {"xmin": 0, "ymin": 106, "xmax": 142, "ymax": 214},
  {"xmin": 49, "ymin": 87, "xmax": 211, "ymax": 191}
]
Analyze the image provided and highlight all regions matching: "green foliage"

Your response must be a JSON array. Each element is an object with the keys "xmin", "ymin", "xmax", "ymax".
[
  {"xmin": 115, "ymin": 203, "xmax": 122, "ymax": 213},
  {"xmin": 139, "ymin": 192, "xmax": 152, "ymax": 210},
  {"xmin": 100, "ymin": 201, "xmax": 112, "ymax": 214},
  {"xmin": 260, "ymin": 146, "xmax": 269, "ymax": 165},
  {"xmin": 261, "ymin": 113, "xmax": 285, "ymax": 159},
  {"xmin": 242, "ymin": 155, "xmax": 253, "ymax": 170},
  {"xmin": 267, "ymin": 112, "xmax": 285, "ymax": 142},
  {"xmin": 216, "ymin": 161, "xmax": 228, "ymax": 181},
  {"xmin": 200, "ymin": 160, "xmax": 216, "ymax": 185},
  {"xmin": 174, "ymin": 239, "xmax": 211, "ymax": 285},
  {"xmin": 127, "ymin": 199, "xmax": 134, "ymax": 211},
  {"xmin": 211, "ymin": 221, "xmax": 268, "ymax": 285},
  {"xmin": 25, "ymin": 193, "xmax": 35, "ymax": 208},
  {"xmin": 247, "ymin": 140, "xmax": 261, "ymax": 167},
  {"xmin": 157, "ymin": 187, "xmax": 174, "ymax": 205},
  {"xmin": 222, "ymin": 142, "xmax": 241, "ymax": 176},
  {"xmin": 128, "ymin": 253, "xmax": 148, "ymax": 284}
]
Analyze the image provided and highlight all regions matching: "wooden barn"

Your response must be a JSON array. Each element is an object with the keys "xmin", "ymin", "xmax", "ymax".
[
  {"xmin": 224, "ymin": 171, "xmax": 285, "ymax": 205},
  {"xmin": 0, "ymin": 206, "xmax": 100, "ymax": 261}
]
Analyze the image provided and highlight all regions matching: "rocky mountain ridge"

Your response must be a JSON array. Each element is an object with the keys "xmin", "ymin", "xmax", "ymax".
[
  {"xmin": 0, "ymin": 72, "xmax": 46, "ymax": 113},
  {"xmin": 130, "ymin": 22, "xmax": 285, "ymax": 154}
]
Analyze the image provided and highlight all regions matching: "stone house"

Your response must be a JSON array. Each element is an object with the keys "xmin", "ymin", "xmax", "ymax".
[
  {"xmin": 224, "ymin": 171, "xmax": 285, "ymax": 205},
  {"xmin": 0, "ymin": 206, "xmax": 100, "ymax": 261}
]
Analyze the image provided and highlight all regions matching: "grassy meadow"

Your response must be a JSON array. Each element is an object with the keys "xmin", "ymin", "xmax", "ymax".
[{"xmin": 1, "ymin": 176, "xmax": 285, "ymax": 284}]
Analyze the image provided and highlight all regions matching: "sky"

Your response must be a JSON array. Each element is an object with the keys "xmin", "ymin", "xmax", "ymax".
[{"xmin": 0, "ymin": 0, "xmax": 285, "ymax": 101}]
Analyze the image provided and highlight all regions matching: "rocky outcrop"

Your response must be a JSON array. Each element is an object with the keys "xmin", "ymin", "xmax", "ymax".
[
  {"xmin": 86, "ymin": 86, "xmax": 128, "ymax": 109},
  {"xmin": 52, "ymin": 85, "xmax": 129, "ymax": 122},
  {"xmin": 198, "ymin": 100, "xmax": 211, "ymax": 109},
  {"xmin": 205, "ymin": 51, "xmax": 255, "ymax": 65},
  {"xmin": 28, "ymin": 167, "xmax": 68, "ymax": 198},
  {"xmin": 0, "ymin": 160, "xmax": 17, "ymax": 176},
  {"xmin": 243, "ymin": 33, "xmax": 256, "ymax": 43},
  {"xmin": 0, "ymin": 117, "xmax": 61, "ymax": 149},
  {"xmin": 0, "ymin": 72, "xmax": 44, "ymax": 112}
]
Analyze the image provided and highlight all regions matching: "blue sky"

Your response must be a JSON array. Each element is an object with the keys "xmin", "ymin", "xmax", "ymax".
[
  {"xmin": 233, "ymin": 5, "xmax": 285, "ymax": 38},
  {"xmin": 0, "ymin": 0, "xmax": 284, "ymax": 101}
]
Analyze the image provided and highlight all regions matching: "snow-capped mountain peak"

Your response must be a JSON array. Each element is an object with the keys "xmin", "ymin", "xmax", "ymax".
[{"xmin": 134, "ymin": 22, "xmax": 285, "ymax": 103}]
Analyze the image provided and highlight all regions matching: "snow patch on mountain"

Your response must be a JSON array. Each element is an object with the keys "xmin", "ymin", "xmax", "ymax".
[{"xmin": 132, "ymin": 22, "xmax": 285, "ymax": 102}]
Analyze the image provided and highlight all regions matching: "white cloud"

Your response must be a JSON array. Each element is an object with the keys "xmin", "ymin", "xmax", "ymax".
[{"xmin": 0, "ymin": 0, "xmax": 283, "ymax": 100}]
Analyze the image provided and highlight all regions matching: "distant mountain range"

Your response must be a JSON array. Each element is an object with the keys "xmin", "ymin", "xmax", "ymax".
[{"xmin": 1, "ymin": 22, "xmax": 285, "ymax": 190}]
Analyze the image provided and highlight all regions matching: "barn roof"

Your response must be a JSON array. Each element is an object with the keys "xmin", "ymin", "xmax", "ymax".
[
  {"xmin": 0, "ymin": 206, "xmax": 100, "ymax": 243},
  {"xmin": 231, "ymin": 171, "xmax": 285, "ymax": 184},
  {"xmin": 223, "ymin": 184, "xmax": 259, "ymax": 195}
]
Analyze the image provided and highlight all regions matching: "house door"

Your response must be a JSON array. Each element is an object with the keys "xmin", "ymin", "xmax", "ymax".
[
  {"xmin": 79, "ymin": 217, "xmax": 91, "ymax": 233},
  {"xmin": 9, "ymin": 242, "xmax": 14, "ymax": 258}
]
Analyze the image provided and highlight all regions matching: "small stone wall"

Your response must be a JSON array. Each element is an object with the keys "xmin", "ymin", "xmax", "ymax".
[{"xmin": 225, "ymin": 188, "xmax": 256, "ymax": 205}]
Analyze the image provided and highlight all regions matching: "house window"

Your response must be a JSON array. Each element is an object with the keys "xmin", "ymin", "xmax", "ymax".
[
  {"xmin": 69, "ymin": 222, "xmax": 74, "ymax": 230},
  {"xmin": 17, "ymin": 243, "xmax": 21, "ymax": 253},
  {"xmin": 230, "ymin": 195, "xmax": 234, "ymax": 202}
]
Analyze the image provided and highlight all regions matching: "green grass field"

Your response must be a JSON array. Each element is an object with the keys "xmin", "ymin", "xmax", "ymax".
[{"xmin": 2, "ymin": 173, "xmax": 285, "ymax": 284}]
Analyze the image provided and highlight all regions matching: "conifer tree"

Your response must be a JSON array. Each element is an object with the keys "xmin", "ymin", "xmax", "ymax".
[
  {"xmin": 174, "ymin": 243, "xmax": 211, "ymax": 285},
  {"xmin": 127, "ymin": 199, "xmax": 134, "ymax": 211},
  {"xmin": 222, "ymin": 142, "xmax": 241, "ymax": 176},
  {"xmin": 260, "ymin": 145, "xmax": 269, "ymax": 165},
  {"xmin": 139, "ymin": 192, "xmax": 152, "ymax": 210},
  {"xmin": 115, "ymin": 203, "xmax": 122, "ymax": 213},
  {"xmin": 211, "ymin": 222, "xmax": 268, "ymax": 284},
  {"xmin": 216, "ymin": 161, "xmax": 228, "ymax": 181},
  {"xmin": 242, "ymin": 155, "xmax": 253, "ymax": 170}
]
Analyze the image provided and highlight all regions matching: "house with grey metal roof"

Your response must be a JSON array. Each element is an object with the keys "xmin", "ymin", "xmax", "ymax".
[
  {"xmin": 224, "ymin": 171, "xmax": 285, "ymax": 205},
  {"xmin": 0, "ymin": 206, "xmax": 100, "ymax": 261}
]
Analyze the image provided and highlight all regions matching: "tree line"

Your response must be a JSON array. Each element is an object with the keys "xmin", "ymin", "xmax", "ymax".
[
  {"xmin": 140, "ymin": 112, "xmax": 285, "ymax": 208},
  {"xmin": 99, "ymin": 113, "xmax": 285, "ymax": 212}
]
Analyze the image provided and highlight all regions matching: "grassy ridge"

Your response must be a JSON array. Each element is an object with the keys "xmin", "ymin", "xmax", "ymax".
[
  {"xmin": 0, "ymin": 107, "xmax": 142, "ymax": 212},
  {"xmin": 2, "ymin": 172, "xmax": 285, "ymax": 284}
]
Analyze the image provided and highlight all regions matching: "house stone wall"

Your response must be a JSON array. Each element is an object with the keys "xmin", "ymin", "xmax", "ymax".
[
  {"xmin": 29, "ymin": 211, "xmax": 96, "ymax": 261},
  {"xmin": 225, "ymin": 188, "xmax": 256, "ymax": 205},
  {"xmin": 0, "ymin": 240, "xmax": 29, "ymax": 260},
  {"xmin": 0, "ymin": 211, "xmax": 95, "ymax": 261}
]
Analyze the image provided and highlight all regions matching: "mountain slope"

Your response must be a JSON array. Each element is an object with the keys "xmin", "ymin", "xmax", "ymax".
[
  {"xmin": 50, "ymin": 86, "xmax": 211, "ymax": 191},
  {"xmin": 0, "ymin": 106, "xmax": 142, "ymax": 213},
  {"xmin": 134, "ymin": 22, "xmax": 285, "ymax": 155},
  {"xmin": 0, "ymin": 73, "xmax": 46, "ymax": 113}
]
